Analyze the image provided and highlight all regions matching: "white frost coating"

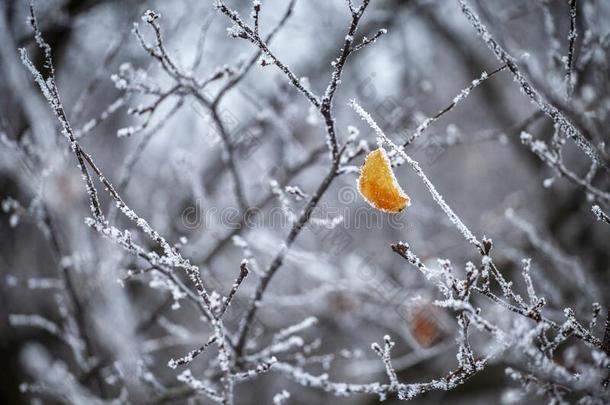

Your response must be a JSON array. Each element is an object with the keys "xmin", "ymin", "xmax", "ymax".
[
  {"xmin": 176, "ymin": 369, "xmax": 222, "ymax": 401},
  {"xmin": 285, "ymin": 185, "xmax": 308, "ymax": 201},
  {"xmin": 310, "ymin": 214, "xmax": 344, "ymax": 229},
  {"xmin": 273, "ymin": 390, "xmax": 291, "ymax": 405},
  {"xmin": 233, "ymin": 357, "xmax": 277, "ymax": 381},
  {"xmin": 388, "ymin": 68, "xmax": 502, "ymax": 152},
  {"xmin": 232, "ymin": 235, "xmax": 260, "ymax": 274},
  {"xmin": 592, "ymin": 205, "xmax": 610, "ymax": 223},
  {"xmin": 272, "ymin": 317, "xmax": 318, "ymax": 343},
  {"xmin": 543, "ymin": 177, "xmax": 555, "ymax": 188},
  {"xmin": 149, "ymin": 270, "xmax": 187, "ymax": 309},
  {"xmin": 270, "ymin": 179, "xmax": 297, "ymax": 223},
  {"xmin": 27, "ymin": 278, "xmax": 62, "ymax": 290},
  {"xmin": 10, "ymin": 314, "xmax": 63, "ymax": 337}
]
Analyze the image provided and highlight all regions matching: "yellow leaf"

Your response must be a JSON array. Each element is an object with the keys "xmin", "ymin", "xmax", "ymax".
[{"xmin": 357, "ymin": 147, "xmax": 410, "ymax": 213}]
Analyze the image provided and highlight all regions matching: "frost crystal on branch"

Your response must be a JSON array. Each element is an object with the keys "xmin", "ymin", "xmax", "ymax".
[{"xmin": 592, "ymin": 205, "xmax": 610, "ymax": 224}]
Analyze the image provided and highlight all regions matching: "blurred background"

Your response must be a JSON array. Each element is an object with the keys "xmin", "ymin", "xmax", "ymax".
[{"xmin": 1, "ymin": 0, "xmax": 609, "ymax": 403}]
